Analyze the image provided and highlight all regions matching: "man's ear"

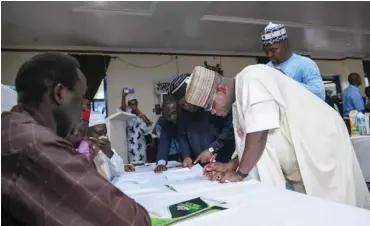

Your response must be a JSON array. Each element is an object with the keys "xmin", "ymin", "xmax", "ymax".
[{"xmin": 53, "ymin": 83, "xmax": 67, "ymax": 105}]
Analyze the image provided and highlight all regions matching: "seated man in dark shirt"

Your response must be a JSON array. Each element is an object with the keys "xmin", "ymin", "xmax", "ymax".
[
  {"xmin": 169, "ymin": 73, "xmax": 235, "ymax": 168},
  {"xmin": 154, "ymin": 100, "xmax": 181, "ymax": 173}
]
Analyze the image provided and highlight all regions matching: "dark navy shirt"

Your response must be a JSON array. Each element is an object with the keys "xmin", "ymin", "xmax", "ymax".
[{"xmin": 177, "ymin": 107, "xmax": 235, "ymax": 163}]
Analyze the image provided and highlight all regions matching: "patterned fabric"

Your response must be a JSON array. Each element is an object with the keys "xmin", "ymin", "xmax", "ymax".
[
  {"xmin": 170, "ymin": 73, "xmax": 191, "ymax": 94},
  {"xmin": 1, "ymin": 104, "xmax": 150, "ymax": 226},
  {"xmin": 118, "ymin": 107, "xmax": 150, "ymax": 163},
  {"xmin": 267, "ymin": 54, "xmax": 325, "ymax": 100},
  {"xmin": 185, "ymin": 66, "xmax": 216, "ymax": 107},
  {"xmin": 261, "ymin": 22, "xmax": 288, "ymax": 46}
]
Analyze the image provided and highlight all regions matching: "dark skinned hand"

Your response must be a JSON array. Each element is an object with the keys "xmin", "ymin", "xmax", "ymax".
[
  {"xmin": 182, "ymin": 157, "xmax": 193, "ymax": 168},
  {"xmin": 87, "ymin": 137, "xmax": 100, "ymax": 162},
  {"xmin": 206, "ymin": 171, "xmax": 225, "ymax": 181},
  {"xmin": 154, "ymin": 164, "xmax": 168, "ymax": 173},
  {"xmin": 220, "ymin": 171, "xmax": 244, "ymax": 183},
  {"xmin": 124, "ymin": 164, "xmax": 136, "ymax": 172},
  {"xmin": 97, "ymin": 136, "xmax": 113, "ymax": 158},
  {"xmin": 204, "ymin": 162, "xmax": 232, "ymax": 173},
  {"xmin": 194, "ymin": 150, "xmax": 213, "ymax": 164}
]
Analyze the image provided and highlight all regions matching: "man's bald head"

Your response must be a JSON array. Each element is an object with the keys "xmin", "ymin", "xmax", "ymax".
[{"xmin": 348, "ymin": 73, "xmax": 361, "ymax": 87}]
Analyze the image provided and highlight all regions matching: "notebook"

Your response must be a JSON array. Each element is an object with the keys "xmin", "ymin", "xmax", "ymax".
[{"xmin": 150, "ymin": 197, "xmax": 227, "ymax": 226}]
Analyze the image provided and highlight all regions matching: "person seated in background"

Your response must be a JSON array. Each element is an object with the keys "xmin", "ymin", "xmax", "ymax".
[
  {"xmin": 169, "ymin": 73, "xmax": 235, "ymax": 168},
  {"xmin": 343, "ymin": 73, "xmax": 365, "ymax": 132},
  {"xmin": 88, "ymin": 112, "xmax": 135, "ymax": 181},
  {"xmin": 154, "ymin": 100, "xmax": 181, "ymax": 173},
  {"xmin": 1, "ymin": 84, "xmax": 17, "ymax": 113},
  {"xmin": 119, "ymin": 91, "xmax": 152, "ymax": 163},
  {"xmin": 1, "ymin": 53, "xmax": 150, "ymax": 225}
]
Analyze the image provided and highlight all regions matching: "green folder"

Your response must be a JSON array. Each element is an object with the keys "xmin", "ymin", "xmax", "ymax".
[{"xmin": 150, "ymin": 197, "xmax": 227, "ymax": 226}]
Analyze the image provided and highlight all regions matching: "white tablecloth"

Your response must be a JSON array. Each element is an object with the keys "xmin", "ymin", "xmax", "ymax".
[
  {"xmin": 113, "ymin": 162, "xmax": 370, "ymax": 226},
  {"xmin": 352, "ymin": 136, "xmax": 370, "ymax": 182}
]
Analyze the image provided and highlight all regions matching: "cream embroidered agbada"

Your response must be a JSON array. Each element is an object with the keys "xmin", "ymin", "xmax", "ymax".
[{"xmin": 232, "ymin": 65, "xmax": 370, "ymax": 209}]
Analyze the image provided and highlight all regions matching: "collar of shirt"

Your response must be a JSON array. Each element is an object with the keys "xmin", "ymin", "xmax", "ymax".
[{"xmin": 12, "ymin": 103, "xmax": 57, "ymax": 134}]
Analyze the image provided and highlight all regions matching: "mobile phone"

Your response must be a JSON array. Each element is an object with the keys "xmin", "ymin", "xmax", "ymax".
[{"xmin": 123, "ymin": 88, "xmax": 135, "ymax": 94}]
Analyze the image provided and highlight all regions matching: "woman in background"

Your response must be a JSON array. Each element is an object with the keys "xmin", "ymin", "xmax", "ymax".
[{"xmin": 119, "ymin": 91, "xmax": 152, "ymax": 163}]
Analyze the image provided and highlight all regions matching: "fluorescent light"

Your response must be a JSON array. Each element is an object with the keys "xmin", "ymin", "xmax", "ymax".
[
  {"xmin": 72, "ymin": 8, "xmax": 153, "ymax": 17},
  {"xmin": 201, "ymin": 15, "xmax": 370, "ymax": 35}
]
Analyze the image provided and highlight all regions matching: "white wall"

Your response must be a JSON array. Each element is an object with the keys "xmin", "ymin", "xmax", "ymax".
[
  {"xmin": 316, "ymin": 59, "xmax": 366, "ymax": 93},
  {"xmin": 1, "ymin": 51, "xmax": 365, "ymax": 122},
  {"xmin": 106, "ymin": 54, "xmax": 257, "ymax": 121}
]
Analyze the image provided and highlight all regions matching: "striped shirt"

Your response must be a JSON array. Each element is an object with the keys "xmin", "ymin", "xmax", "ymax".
[{"xmin": 1, "ymin": 104, "xmax": 150, "ymax": 226}]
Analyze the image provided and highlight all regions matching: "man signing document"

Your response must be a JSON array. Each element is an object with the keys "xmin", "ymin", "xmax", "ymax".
[{"xmin": 184, "ymin": 64, "xmax": 370, "ymax": 209}]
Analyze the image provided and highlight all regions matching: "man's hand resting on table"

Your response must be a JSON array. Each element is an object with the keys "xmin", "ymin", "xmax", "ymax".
[
  {"xmin": 182, "ymin": 157, "xmax": 193, "ymax": 168},
  {"xmin": 154, "ymin": 164, "xmax": 168, "ymax": 173},
  {"xmin": 124, "ymin": 164, "xmax": 136, "ymax": 172},
  {"xmin": 204, "ymin": 159, "xmax": 239, "ymax": 181}
]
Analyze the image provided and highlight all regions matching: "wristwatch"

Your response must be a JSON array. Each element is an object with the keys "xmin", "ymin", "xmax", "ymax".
[
  {"xmin": 208, "ymin": 147, "xmax": 215, "ymax": 153},
  {"xmin": 236, "ymin": 169, "xmax": 248, "ymax": 179}
]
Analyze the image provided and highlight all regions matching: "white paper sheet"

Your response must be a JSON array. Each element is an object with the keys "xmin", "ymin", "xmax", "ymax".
[{"xmin": 163, "ymin": 164, "xmax": 204, "ymax": 182}]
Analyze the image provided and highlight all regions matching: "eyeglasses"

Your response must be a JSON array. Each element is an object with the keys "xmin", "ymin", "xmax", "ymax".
[{"xmin": 205, "ymin": 77, "xmax": 224, "ymax": 112}]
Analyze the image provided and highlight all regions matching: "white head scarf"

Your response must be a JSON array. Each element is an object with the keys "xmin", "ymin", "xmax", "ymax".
[
  {"xmin": 89, "ymin": 112, "xmax": 106, "ymax": 127},
  {"xmin": 127, "ymin": 96, "xmax": 138, "ymax": 103}
]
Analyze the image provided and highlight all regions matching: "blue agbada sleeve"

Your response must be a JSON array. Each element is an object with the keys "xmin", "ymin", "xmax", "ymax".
[{"xmin": 299, "ymin": 61, "xmax": 325, "ymax": 100}]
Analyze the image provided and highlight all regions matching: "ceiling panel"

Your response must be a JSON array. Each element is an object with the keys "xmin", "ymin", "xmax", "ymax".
[
  {"xmin": 1, "ymin": 1, "xmax": 370, "ymax": 58},
  {"xmin": 205, "ymin": 2, "xmax": 370, "ymax": 30}
]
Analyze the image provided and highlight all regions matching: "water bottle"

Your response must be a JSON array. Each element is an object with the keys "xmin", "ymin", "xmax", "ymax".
[{"xmin": 356, "ymin": 112, "xmax": 366, "ymax": 135}]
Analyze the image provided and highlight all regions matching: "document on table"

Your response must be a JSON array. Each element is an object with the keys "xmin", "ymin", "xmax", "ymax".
[
  {"xmin": 149, "ymin": 197, "xmax": 227, "ymax": 226},
  {"xmin": 112, "ymin": 173, "xmax": 168, "ymax": 192},
  {"xmin": 163, "ymin": 164, "xmax": 204, "ymax": 182}
]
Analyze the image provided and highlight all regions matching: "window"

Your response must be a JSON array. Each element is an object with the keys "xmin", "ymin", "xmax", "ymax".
[{"xmin": 91, "ymin": 76, "xmax": 108, "ymax": 116}]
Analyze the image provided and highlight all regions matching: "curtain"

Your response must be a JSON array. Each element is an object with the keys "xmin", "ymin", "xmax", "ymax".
[{"xmin": 70, "ymin": 54, "xmax": 111, "ymax": 101}]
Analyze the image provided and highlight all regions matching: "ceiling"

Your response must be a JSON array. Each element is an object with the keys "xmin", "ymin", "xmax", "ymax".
[{"xmin": 2, "ymin": 1, "xmax": 370, "ymax": 58}]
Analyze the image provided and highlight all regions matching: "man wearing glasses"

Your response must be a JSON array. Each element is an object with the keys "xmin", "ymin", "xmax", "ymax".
[{"xmin": 168, "ymin": 73, "xmax": 235, "ymax": 168}]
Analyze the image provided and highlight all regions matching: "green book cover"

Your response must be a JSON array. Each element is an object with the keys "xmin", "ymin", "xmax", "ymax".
[{"xmin": 150, "ymin": 197, "xmax": 226, "ymax": 226}]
